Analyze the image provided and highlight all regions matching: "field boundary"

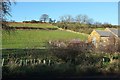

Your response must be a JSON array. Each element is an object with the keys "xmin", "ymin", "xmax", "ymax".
[{"xmin": 9, "ymin": 26, "xmax": 58, "ymax": 30}]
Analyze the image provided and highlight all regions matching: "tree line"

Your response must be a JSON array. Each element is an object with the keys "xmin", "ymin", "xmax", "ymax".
[
  {"xmin": 56, "ymin": 14, "xmax": 118, "ymax": 27},
  {"xmin": 1, "ymin": 1, "xmax": 118, "ymax": 31},
  {"xmin": 23, "ymin": 14, "xmax": 56, "ymax": 23},
  {"xmin": 53, "ymin": 14, "xmax": 118, "ymax": 34}
]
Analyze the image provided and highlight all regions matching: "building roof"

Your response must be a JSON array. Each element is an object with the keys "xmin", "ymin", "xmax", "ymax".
[
  {"xmin": 95, "ymin": 30, "xmax": 112, "ymax": 37},
  {"xmin": 107, "ymin": 28, "xmax": 120, "ymax": 37}
]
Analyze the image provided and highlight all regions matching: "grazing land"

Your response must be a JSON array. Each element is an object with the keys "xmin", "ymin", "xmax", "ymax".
[
  {"xmin": 8, "ymin": 22, "xmax": 58, "ymax": 29},
  {"xmin": 2, "ymin": 29, "xmax": 88, "ymax": 49},
  {"xmin": 95, "ymin": 28, "xmax": 105, "ymax": 30}
]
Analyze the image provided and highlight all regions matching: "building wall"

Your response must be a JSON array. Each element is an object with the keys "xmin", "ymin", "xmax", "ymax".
[
  {"xmin": 88, "ymin": 30, "xmax": 112, "ymax": 48},
  {"xmin": 88, "ymin": 28, "xmax": 120, "ymax": 52},
  {"xmin": 88, "ymin": 30, "xmax": 101, "ymax": 48},
  {"xmin": 88, "ymin": 30, "xmax": 100, "ymax": 43},
  {"xmin": 99, "ymin": 37, "xmax": 110, "ymax": 46}
]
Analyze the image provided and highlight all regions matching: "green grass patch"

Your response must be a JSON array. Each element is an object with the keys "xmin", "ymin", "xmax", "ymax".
[
  {"xmin": 2, "ymin": 30, "xmax": 88, "ymax": 49},
  {"xmin": 95, "ymin": 28, "xmax": 105, "ymax": 30},
  {"xmin": 8, "ymin": 22, "xmax": 58, "ymax": 29}
]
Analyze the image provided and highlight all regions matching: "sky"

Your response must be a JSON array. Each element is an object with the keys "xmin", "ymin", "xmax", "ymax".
[{"xmin": 8, "ymin": 2, "xmax": 118, "ymax": 25}]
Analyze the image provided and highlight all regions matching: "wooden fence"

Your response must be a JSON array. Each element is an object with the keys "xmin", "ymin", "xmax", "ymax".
[{"xmin": 2, "ymin": 58, "xmax": 55, "ymax": 67}]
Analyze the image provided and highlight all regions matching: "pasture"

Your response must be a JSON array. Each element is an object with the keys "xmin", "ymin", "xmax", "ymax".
[
  {"xmin": 8, "ymin": 22, "xmax": 58, "ymax": 29},
  {"xmin": 2, "ymin": 30, "xmax": 88, "ymax": 49}
]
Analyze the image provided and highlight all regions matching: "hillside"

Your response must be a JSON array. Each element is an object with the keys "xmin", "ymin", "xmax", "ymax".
[
  {"xmin": 8, "ymin": 22, "xmax": 58, "ymax": 29},
  {"xmin": 2, "ymin": 30, "xmax": 88, "ymax": 49}
]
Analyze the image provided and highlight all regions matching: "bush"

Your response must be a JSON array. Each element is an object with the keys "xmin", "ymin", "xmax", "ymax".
[{"xmin": 47, "ymin": 39, "xmax": 97, "ymax": 65}]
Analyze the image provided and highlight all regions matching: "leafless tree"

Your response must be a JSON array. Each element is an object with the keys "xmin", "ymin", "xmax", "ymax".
[
  {"xmin": 75, "ymin": 14, "xmax": 82, "ymax": 23},
  {"xmin": 59, "ymin": 15, "xmax": 73, "ymax": 23}
]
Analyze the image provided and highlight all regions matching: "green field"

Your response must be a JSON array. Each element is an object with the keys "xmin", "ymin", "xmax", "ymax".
[
  {"xmin": 95, "ymin": 28, "xmax": 105, "ymax": 30},
  {"xmin": 2, "ymin": 30, "xmax": 88, "ymax": 48},
  {"xmin": 8, "ymin": 22, "xmax": 58, "ymax": 29}
]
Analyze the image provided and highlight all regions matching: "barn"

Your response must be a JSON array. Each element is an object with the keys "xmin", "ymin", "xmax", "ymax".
[{"xmin": 88, "ymin": 28, "xmax": 120, "ymax": 51}]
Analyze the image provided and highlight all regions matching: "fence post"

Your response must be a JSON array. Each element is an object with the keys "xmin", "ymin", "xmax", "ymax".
[
  {"xmin": 15, "ymin": 58, "xmax": 19, "ymax": 65},
  {"xmin": 19, "ymin": 59, "xmax": 23, "ymax": 66},
  {"xmin": 30, "ymin": 59, "xmax": 33, "ymax": 65},
  {"xmin": 43, "ymin": 59, "xmax": 46, "ymax": 64},
  {"xmin": 33, "ymin": 59, "xmax": 36, "ymax": 65},
  {"xmin": 38, "ymin": 59, "xmax": 41, "ymax": 64},
  {"xmin": 2, "ymin": 58, "xmax": 4, "ymax": 66},
  {"xmin": 48, "ymin": 60, "xmax": 51, "ymax": 66},
  {"xmin": 25, "ymin": 59, "xmax": 28, "ymax": 66}
]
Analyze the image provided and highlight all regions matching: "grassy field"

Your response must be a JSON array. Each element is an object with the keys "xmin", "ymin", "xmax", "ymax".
[
  {"xmin": 8, "ymin": 22, "xmax": 58, "ymax": 29},
  {"xmin": 2, "ymin": 30, "xmax": 88, "ymax": 49},
  {"xmin": 95, "ymin": 28, "xmax": 105, "ymax": 30}
]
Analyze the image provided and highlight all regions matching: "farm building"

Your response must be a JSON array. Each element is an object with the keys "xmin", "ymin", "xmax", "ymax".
[{"xmin": 88, "ymin": 28, "xmax": 120, "ymax": 52}]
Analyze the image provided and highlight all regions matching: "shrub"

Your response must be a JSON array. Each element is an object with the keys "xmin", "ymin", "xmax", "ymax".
[{"xmin": 47, "ymin": 39, "xmax": 96, "ymax": 64}]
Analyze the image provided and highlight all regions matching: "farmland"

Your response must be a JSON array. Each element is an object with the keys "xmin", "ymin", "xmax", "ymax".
[
  {"xmin": 2, "ymin": 29, "xmax": 88, "ymax": 49},
  {"xmin": 2, "ymin": 23, "xmax": 120, "ymax": 79},
  {"xmin": 8, "ymin": 22, "xmax": 58, "ymax": 29},
  {"xmin": 2, "ymin": 2, "xmax": 120, "ymax": 79}
]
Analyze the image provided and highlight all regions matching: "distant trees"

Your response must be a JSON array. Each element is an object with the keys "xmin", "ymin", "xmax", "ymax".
[
  {"xmin": 23, "ymin": 16, "xmax": 56, "ymax": 24},
  {"xmin": 81, "ymin": 15, "xmax": 89, "ymax": 24},
  {"xmin": 94, "ymin": 22, "xmax": 102, "ymax": 28},
  {"xmin": 59, "ymin": 14, "xmax": 94, "ymax": 25},
  {"xmin": 56, "ymin": 14, "xmax": 95, "ymax": 32},
  {"xmin": 49, "ymin": 18, "xmax": 52, "ymax": 23},
  {"xmin": 87, "ymin": 18, "xmax": 94, "ymax": 25},
  {"xmin": 40, "ymin": 14, "xmax": 49, "ymax": 22},
  {"xmin": 75, "ymin": 15, "xmax": 94, "ymax": 26},
  {"xmin": 59, "ymin": 15, "xmax": 74, "ymax": 22},
  {"xmin": 58, "ymin": 14, "xmax": 115, "ymax": 28},
  {"xmin": 75, "ymin": 14, "xmax": 82, "ymax": 23},
  {"xmin": 53, "ymin": 14, "xmax": 117, "ymax": 34},
  {"xmin": 49, "ymin": 18, "xmax": 56, "ymax": 23},
  {"xmin": 102, "ymin": 22, "xmax": 112, "ymax": 28},
  {"xmin": 23, "ymin": 20, "xmax": 39, "ymax": 23},
  {"xmin": 39, "ymin": 14, "xmax": 56, "ymax": 23}
]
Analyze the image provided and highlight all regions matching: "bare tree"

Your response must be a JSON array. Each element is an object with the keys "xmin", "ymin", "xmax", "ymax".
[
  {"xmin": 81, "ymin": 15, "xmax": 89, "ymax": 24},
  {"xmin": 59, "ymin": 15, "xmax": 73, "ymax": 23},
  {"xmin": 75, "ymin": 14, "xmax": 82, "ymax": 23},
  {"xmin": 103, "ymin": 22, "xmax": 112, "ymax": 28},
  {"xmin": 87, "ymin": 18, "xmax": 94, "ymax": 25},
  {"xmin": 94, "ymin": 21, "xmax": 102, "ymax": 27}
]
